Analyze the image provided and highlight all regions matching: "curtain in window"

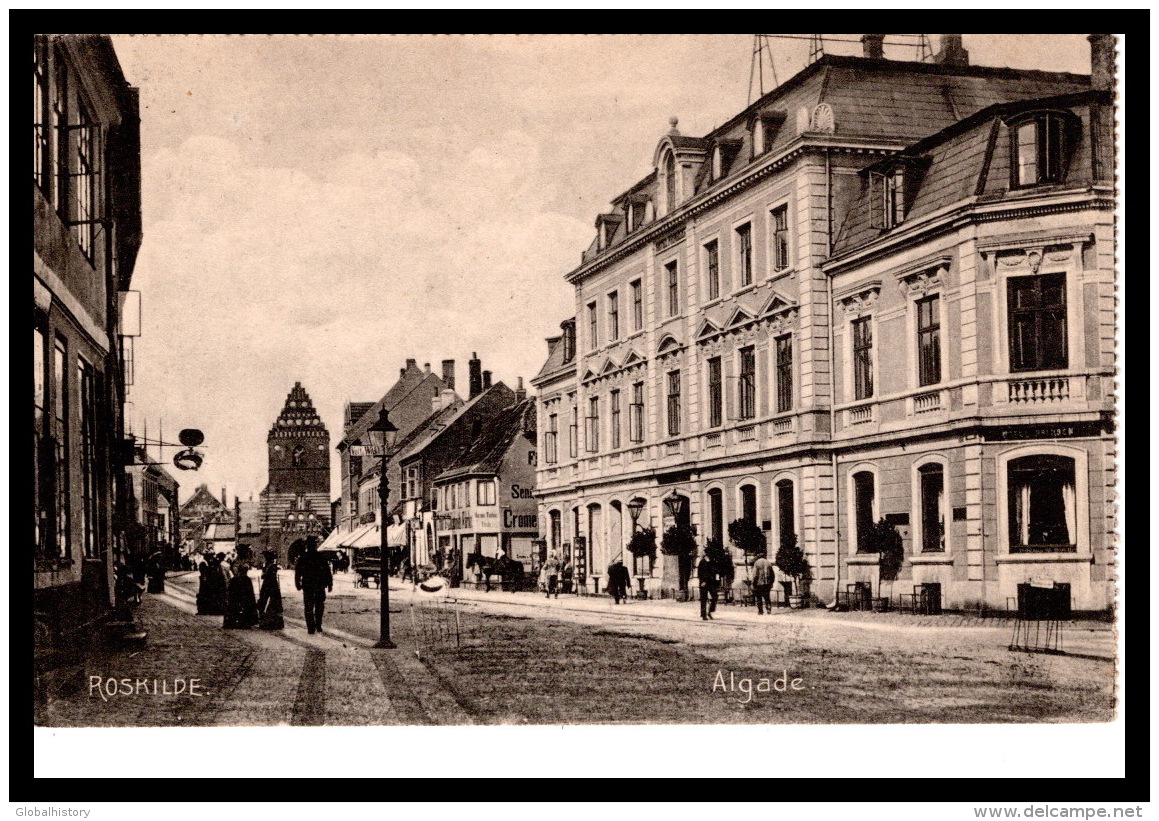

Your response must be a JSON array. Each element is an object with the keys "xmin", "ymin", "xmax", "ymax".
[{"xmin": 1061, "ymin": 479, "xmax": 1076, "ymax": 545}]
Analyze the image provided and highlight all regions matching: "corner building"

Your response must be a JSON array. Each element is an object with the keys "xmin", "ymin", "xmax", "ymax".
[{"xmin": 532, "ymin": 35, "xmax": 1115, "ymax": 611}]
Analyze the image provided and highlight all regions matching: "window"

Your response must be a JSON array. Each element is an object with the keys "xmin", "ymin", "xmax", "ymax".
[
  {"xmin": 776, "ymin": 479, "xmax": 795, "ymax": 550},
  {"xmin": 53, "ymin": 337, "xmax": 70, "ymax": 560},
  {"xmin": 666, "ymin": 260, "xmax": 679, "ymax": 316},
  {"xmin": 740, "ymin": 484, "xmax": 757, "ymax": 525},
  {"xmin": 1012, "ymin": 113, "xmax": 1070, "ymax": 187},
  {"xmin": 545, "ymin": 413, "xmax": 558, "ymax": 464},
  {"xmin": 610, "ymin": 389, "xmax": 622, "ymax": 449},
  {"xmin": 775, "ymin": 334, "xmax": 793, "ymax": 413},
  {"xmin": 707, "ymin": 356, "xmax": 723, "ymax": 428},
  {"xmin": 736, "ymin": 223, "xmax": 753, "ymax": 287},
  {"xmin": 630, "ymin": 279, "xmax": 643, "ymax": 330},
  {"xmin": 853, "ymin": 470, "xmax": 875, "ymax": 552},
  {"xmin": 586, "ymin": 396, "xmax": 600, "ymax": 453},
  {"xmin": 78, "ymin": 359, "xmax": 102, "ymax": 559},
  {"xmin": 738, "ymin": 346, "xmax": 756, "ymax": 420},
  {"xmin": 664, "ymin": 151, "xmax": 676, "ymax": 212},
  {"xmin": 59, "ymin": 62, "xmax": 102, "ymax": 264},
  {"xmin": 771, "ymin": 205, "xmax": 789, "ymax": 272},
  {"xmin": 569, "ymin": 401, "xmax": 578, "ymax": 458},
  {"xmin": 406, "ymin": 467, "xmax": 418, "ymax": 500},
  {"xmin": 918, "ymin": 463, "xmax": 945, "ymax": 552},
  {"xmin": 666, "ymin": 371, "xmax": 681, "ymax": 437},
  {"xmin": 477, "ymin": 479, "xmax": 496, "ymax": 506},
  {"xmin": 916, "ymin": 295, "xmax": 941, "ymax": 386},
  {"xmin": 588, "ymin": 302, "xmax": 598, "ymax": 349},
  {"xmin": 630, "ymin": 382, "xmax": 644, "ymax": 442},
  {"xmin": 34, "ymin": 323, "xmax": 48, "ymax": 557},
  {"xmin": 562, "ymin": 321, "xmax": 576, "ymax": 362},
  {"xmin": 882, "ymin": 167, "xmax": 905, "ymax": 229},
  {"xmin": 33, "ymin": 38, "xmax": 51, "ymax": 199},
  {"xmin": 607, "ymin": 291, "xmax": 619, "ymax": 341},
  {"xmin": 1007, "ymin": 455, "xmax": 1077, "ymax": 552},
  {"xmin": 1008, "ymin": 273, "xmax": 1067, "ymax": 372},
  {"xmin": 705, "ymin": 240, "xmax": 720, "ymax": 301},
  {"xmin": 708, "ymin": 488, "xmax": 724, "ymax": 543},
  {"xmin": 852, "ymin": 317, "xmax": 874, "ymax": 400},
  {"xmin": 549, "ymin": 510, "xmax": 562, "ymax": 549}
]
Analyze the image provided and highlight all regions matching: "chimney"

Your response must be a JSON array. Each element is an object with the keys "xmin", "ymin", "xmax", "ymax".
[
  {"xmin": 482, "ymin": 370, "xmax": 492, "ymax": 390},
  {"xmin": 936, "ymin": 34, "xmax": 969, "ymax": 66},
  {"xmin": 424, "ymin": 362, "xmax": 431, "ymax": 374},
  {"xmin": 405, "ymin": 358, "xmax": 417, "ymax": 371},
  {"xmin": 400, "ymin": 367, "xmax": 406, "ymax": 378},
  {"xmin": 221, "ymin": 488, "xmax": 227, "ymax": 506},
  {"xmin": 1089, "ymin": 34, "xmax": 1115, "ymax": 92},
  {"xmin": 861, "ymin": 33, "xmax": 885, "ymax": 59},
  {"xmin": 441, "ymin": 359, "xmax": 456, "ymax": 392},
  {"xmin": 469, "ymin": 352, "xmax": 483, "ymax": 398},
  {"xmin": 515, "ymin": 376, "xmax": 526, "ymax": 402},
  {"xmin": 440, "ymin": 388, "xmax": 456, "ymax": 410}
]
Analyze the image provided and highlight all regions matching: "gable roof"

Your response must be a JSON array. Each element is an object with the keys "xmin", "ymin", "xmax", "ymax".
[
  {"xmin": 435, "ymin": 398, "xmax": 537, "ymax": 482},
  {"xmin": 394, "ymin": 382, "xmax": 518, "ymax": 465}
]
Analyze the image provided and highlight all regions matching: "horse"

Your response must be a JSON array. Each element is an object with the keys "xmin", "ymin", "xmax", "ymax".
[{"xmin": 467, "ymin": 553, "xmax": 525, "ymax": 592}]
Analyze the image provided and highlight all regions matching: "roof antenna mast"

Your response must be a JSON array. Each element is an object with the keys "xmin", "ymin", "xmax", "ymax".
[{"xmin": 748, "ymin": 34, "xmax": 780, "ymax": 105}]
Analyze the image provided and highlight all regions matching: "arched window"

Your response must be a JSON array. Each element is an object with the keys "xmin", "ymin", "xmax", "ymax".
[
  {"xmin": 775, "ymin": 478, "xmax": 795, "ymax": 551},
  {"xmin": 917, "ymin": 463, "xmax": 945, "ymax": 552},
  {"xmin": 852, "ymin": 470, "xmax": 876, "ymax": 553},
  {"xmin": 707, "ymin": 488, "xmax": 723, "ymax": 543},
  {"xmin": 740, "ymin": 484, "xmax": 757, "ymax": 526},
  {"xmin": 664, "ymin": 151, "xmax": 677, "ymax": 212},
  {"xmin": 292, "ymin": 444, "xmax": 305, "ymax": 465},
  {"xmin": 549, "ymin": 509, "xmax": 561, "ymax": 549},
  {"xmin": 1007, "ymin": 454, "xmax": 1077, "ymax": 552}
]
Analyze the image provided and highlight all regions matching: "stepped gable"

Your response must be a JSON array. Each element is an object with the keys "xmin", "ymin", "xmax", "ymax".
[{"xmin": 269, "ymin": 382, "xmax": 328, "ymax": 438}]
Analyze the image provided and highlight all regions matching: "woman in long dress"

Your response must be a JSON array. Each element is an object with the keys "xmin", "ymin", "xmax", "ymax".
[
  {"xmin": 146, "ymin": 551, "xmax": 166, "ymax": 593},
  {"xmin": 257, "ymin": 550, "xmax": 284, "ymax": 630},
  {"xmin": 223, "ymin": 558, "xmax": 259, "ymax": 629},
  {"xmin": 196, "ymin": 555, "xmax": 223, "ymax": 615}
]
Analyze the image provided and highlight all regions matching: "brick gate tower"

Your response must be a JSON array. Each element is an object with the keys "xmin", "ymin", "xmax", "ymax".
[{"xmin": 258, "ymin": 382, "xmax": 330, "ymax": 564}]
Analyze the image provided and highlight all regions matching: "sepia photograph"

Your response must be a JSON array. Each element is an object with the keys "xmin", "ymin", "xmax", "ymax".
[{"xmin": 31, "ymin": 32, "xmax": 1122, "ymax": 771}]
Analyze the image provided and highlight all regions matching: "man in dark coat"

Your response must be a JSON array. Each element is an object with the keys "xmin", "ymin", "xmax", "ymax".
[
  {"xmin": 295, "ymin": 536, "xmax": 333, "ymax": 634},
  {"xmin": 606, "ymin": 558, "xmax": 631, "ymax": 604},
  {"xmin": 697, "ymin": 553, "xmax": 720, "ymax": 620}
]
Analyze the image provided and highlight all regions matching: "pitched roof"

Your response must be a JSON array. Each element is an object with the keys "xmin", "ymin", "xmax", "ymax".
[
  {"xmin": 393, "ymin": 382, "xmax": 516, "ymax": 465},
  {"xmin": 533, "ymin": 325, "xmax": 577, "ymax": 383},
  {"xmin": 435, "ymin": 398, "xmax": 536, "ymax": 482},
  {"xmin": 343, "ymin": 366, "xmax": 449, "ymax": 445}
]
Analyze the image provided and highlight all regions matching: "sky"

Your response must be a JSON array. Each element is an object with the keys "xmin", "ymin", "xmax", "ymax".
[{"xmin": 109, "ymin": 34, "xmax": 1092, "ymax": 503}]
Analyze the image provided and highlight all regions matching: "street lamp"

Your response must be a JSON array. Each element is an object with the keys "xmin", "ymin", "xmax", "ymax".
[
  {"xmin": 663, "ymin": 489, "xmax": 688, "ymax": 523},
  {"xmin": 627, "ymin": 496, "xmax": 647, "ymax": 589},
  {"xmin": 362, "ymin": 407, "xmax": 399, "ymax": 649}
]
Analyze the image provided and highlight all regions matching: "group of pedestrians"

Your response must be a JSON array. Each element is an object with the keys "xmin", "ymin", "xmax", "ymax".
[
  {"xmin": 697, "ymin": 550, "xmax": 777, "ymax": 619},
  {"xmin": 196, "ymin": 548, "xmax": 285, "ymax": 630}
]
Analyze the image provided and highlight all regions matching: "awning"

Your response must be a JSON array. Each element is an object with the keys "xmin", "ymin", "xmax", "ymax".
[
  {"xmin": 351, "ymin": 524, "xmax": 381, "ymax": 549},
  {"xmin": 386, "ymin": 523, "xmax": 407, "ymax": 547},
  {"xmin": 338, "ymin": 524, "xmax": 374, "ymax": 548},
  {"xmin": 318, "ymin": 529, "xmax": 344, "ymax": 551}
]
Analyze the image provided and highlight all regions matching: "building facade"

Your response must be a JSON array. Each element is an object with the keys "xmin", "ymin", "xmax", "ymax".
[
  {"xmin": 258, "ymin": 383, "xmax": 330, "ymax": 563},
  {"xmin": 532, "ymin": 35, "xmax": 1115, "ymax": 611},
  {"xmin": 126, "ymin": 447, "xmax": 180, "ymax": 568},
  {"xmin": 433, "ymin": 397, "xmax": 539, "ymax": 580},
  {"xmin": 34, "ymin": 35, "xmax": 143, "ymax": 674}
]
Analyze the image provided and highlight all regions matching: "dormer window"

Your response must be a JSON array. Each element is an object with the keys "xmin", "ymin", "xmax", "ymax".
[
  {"xmin": 1011, "ymin": 112, "xmax": 1073, "ymax": 188},
  {"xmin": 711, "ymin": 145, "xmax": 722, "ymax": 180},
  {"xmin": 883, "ymin": 166, "xmax": 905, "ymax": 229},
  {"xmin": 752, "ymin": 111, "xmax": 786, "ymax": 157}
]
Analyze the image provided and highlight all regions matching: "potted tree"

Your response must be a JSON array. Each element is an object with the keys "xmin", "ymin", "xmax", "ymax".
[
  {"xmin": 774, "ymin": 532, "xmax": 812, "ymax": 608},
  {"xmin": 626, "ymin": 526, "xmax": 657, "ymax": 598},
  {"xmin": 660, "ymin": 523, "xmax": 697, "ymax": 600},
  {"xmin": 863, "ymin": 518, "xmax": 905, "ymax": 611},
  {"xmin": 728, "ymin": 518, "xmax": 766, "ymax": 577}
]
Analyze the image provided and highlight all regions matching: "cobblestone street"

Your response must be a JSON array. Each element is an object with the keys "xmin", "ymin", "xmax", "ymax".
[{"xmin": 39, "ymin": 570, "xmax": 1115, "ymax": 727}]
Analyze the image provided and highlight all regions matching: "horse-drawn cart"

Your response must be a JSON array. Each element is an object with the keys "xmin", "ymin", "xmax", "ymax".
[{"xmin": 352, "ymin": 545, "xmax": 382, "ymax": 589}]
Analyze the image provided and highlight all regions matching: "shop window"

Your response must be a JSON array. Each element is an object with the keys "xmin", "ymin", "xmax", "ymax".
[
  {"xmin": 776, "ymin": 479, "xmax": 795, "ymax": 550},
  {"xmin": 708, "ymin": 488, "xmax": 723, "ymax": 543},
  {"xmin": 740, "ymin": 484, "xmax": 757, "ymax": 525},
  {"xmin": 1007, "ymin": 455, "xmax": 1077, "ymax": 552},
  {"xmin": 1008, "ymin": 273, "xmax": 1068, "ymax": 372}
]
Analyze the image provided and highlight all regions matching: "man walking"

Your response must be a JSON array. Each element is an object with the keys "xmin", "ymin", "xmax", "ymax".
[
  {"xmin": 751, "ymin": 551, "xmax": 774, "ymax": 615},
  {"xmin": 697, "ymin": 552, "xmax": 720, "ymax": 621},
  {"xmin": 543, "ymin": 550, "xmax": 561, "ymax": 599},
  {"xmin": 607, "ymin": 558, "xmax": 631, "ymax": 604},
  {"xmin": 294, "ymin": 536, "xmax": 333, "ymax": 634}
]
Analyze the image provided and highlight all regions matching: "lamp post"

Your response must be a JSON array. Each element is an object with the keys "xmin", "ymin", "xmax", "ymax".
[
  {"xmin": 627, "ymin": 497, "xmax": 647, "ymax": 594},
  {"xmin": 362, "ymin": 408, "xmax": 399, "ymax": 649}
]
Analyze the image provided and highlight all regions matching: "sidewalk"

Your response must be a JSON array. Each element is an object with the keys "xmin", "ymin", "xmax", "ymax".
[{"xmin": 38, "ymin": 575, "xmax": 472, "ymax": 727}]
